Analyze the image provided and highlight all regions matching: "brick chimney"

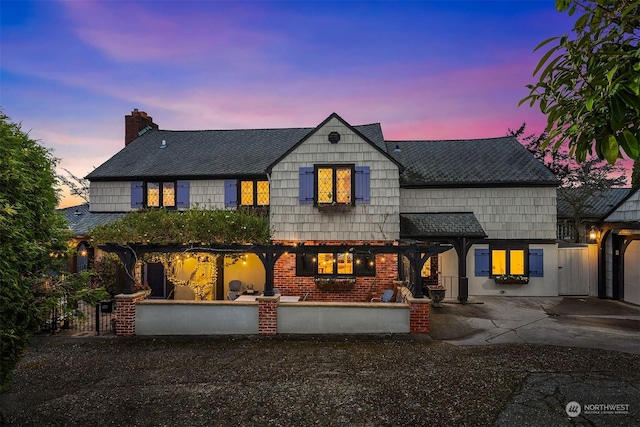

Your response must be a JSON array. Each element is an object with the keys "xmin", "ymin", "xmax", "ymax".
[{"xmin": 125, "ymin": 109, "xmax": 159, "ymax": 146}]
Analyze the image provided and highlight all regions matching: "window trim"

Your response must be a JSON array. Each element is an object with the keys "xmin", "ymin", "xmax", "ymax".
[
  {"xmin": 295, "ymin": 252, "xmax": 376, "ymax": 278},
  {"xmin": 144, "ymin": 180, "xmax": 177, "ymax": 209},
  {"xmin": 238, "ymin": 179, "xmax": 270, "ymax": 207},
  {"xmin": 489, "ymin": 243, "xmax": 529, "ymax": 277},
  {"xmin": 313, "ymin": 164, "xmax": 355, "ymax": 206}
]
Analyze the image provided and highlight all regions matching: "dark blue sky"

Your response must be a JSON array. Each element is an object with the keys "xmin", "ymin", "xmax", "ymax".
[{"xmin": 2, "ymin": 1, "xmax": 597, "ymax": 206}]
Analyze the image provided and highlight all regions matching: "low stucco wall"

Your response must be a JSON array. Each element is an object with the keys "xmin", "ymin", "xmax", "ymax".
[
  {"xmin": 277, "ymin": 302, "xmax": 409, "ymax": 334},
  {"xmin": 136, "ymin": 300, "xmax": 259, "ymax": 335}
]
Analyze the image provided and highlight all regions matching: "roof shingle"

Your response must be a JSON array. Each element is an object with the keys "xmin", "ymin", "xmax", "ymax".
[
  {"xmin": 385, "ymin": 137, "xmax": 558, "ymax": 186},
  {"xmin": 400, "ymin": 213, "xmax": 487, "ymax": 238}
]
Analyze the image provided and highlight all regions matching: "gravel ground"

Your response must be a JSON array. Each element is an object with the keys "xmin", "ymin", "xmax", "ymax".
[{"xmin": 1, "ymin": 335, "xmax": 639, "ymax": 426}]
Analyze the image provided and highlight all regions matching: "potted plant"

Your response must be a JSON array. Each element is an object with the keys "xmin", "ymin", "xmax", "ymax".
[
  {"xmin": 314, "ymin": 277, "xmax": 356, "ymax": 291},
  {"xmin": 494, "ymin": 275, "xmax": 529, "ymax": 285},
  {"xmin": 426, "ymin": 284, "xmax": 446, "ymax": 307},
  {"xmin": 317, "ymin": 202, "xmax": 352, "ymax": 213}
]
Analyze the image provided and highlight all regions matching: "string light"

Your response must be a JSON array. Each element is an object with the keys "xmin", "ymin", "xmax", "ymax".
[{"xmin": 140, "ymin": 252, "xmax": 218, "ymax": 301}]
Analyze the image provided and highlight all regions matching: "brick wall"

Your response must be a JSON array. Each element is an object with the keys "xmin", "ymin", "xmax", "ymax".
[
  {"xmin": 114, "ymin": 291, "xmax": 148, "ymax": 336},
  {"xmin": 272, "ymin": 240, "xmax": 398, "ymax": 302},
  {"xmin": 408, "ymin": 301, "xmax": 430, "ymax": 334},
  {"xmin": 258, "ymin": 298, "xmax": 278, "ymax": 335}
]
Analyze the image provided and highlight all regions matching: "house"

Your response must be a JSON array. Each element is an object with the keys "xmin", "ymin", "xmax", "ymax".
[
  {"xmin": 598, "ymin": 188, "xmax": 640, "ymax": 305},
  {"xmin": 556, "ymin": 188, "xmax": 631, "ymax": 243},
  {"xmin": 84, "ymin": 109, "xmax": 560, "ymax": 303}
]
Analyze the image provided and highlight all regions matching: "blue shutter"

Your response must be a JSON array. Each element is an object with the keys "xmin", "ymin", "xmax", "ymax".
[
  {"xmin": 474, "ymin": 248, "xmax": 490, "ymax": 276},
  {"xmin": 354, "ymin": 166, "xmax": 371, "ymax": 204},
  {"xmin": 528, "ymin": 249, "xmax": 544, "ymax": 277},
  {"xmin": 224, "ymin": 180, "xmax": 237, "ymax": 207},
  {"xmin": 131, "ymin": 181, "xmax": 144, "ymax": 209},
  {"xmin": 299, "ymin": 167, "xmax": 314, "ymax": 205},
  {"xmin": 176, "ymin": 180, "xmax": 190, "ymax": 209}
]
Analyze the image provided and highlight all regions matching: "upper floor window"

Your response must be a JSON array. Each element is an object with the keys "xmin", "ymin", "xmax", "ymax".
[
  {"xmin": 240, "ymin": 180, "xmax": 270, "ymax": 207},
  {"xmin": 225, "ymin": 179, "xmax": 269, "ymax": 208},
  {"xmin": 146, "ymin": 181, "xmax": 176, "ymax": 208},
  {"xmin": 316, "ymin": 166, "xmax": 353, "ymax": 205},
  {"xmin": 298, "ymin": 165, "xmax": 370, "ymax": 207},
  {"xmin": 131, "ymin": 181, "xmax": 189, "ymax": 210}
]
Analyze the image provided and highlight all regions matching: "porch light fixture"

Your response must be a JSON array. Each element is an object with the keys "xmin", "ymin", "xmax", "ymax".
[{"xmin": 589, "ymin": 226, "xmax": 598, "ymax": 242}]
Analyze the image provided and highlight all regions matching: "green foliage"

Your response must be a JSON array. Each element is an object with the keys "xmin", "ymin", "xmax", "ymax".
[
  {"xmin": 0, "ymin": 112, "xmax": 70, "ymax": 393},
  {"xmin": 91, "ymin": 253, "xmax": 122, "ymax": 296},
  {"xmin": 521, "ymin": 0, "xmax": 640, "ymax": 164},
  {"xmin": 90, "ymin": 207, "xmax": 271, "ymax": 246},
  {"xmin": 31, "ymin": 271, "xmax": 110, "ymax": 326}
]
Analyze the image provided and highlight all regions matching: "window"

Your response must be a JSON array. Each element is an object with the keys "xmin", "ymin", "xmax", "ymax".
[
  {"xmin": 224, "ymin": 179, "xmax": 269, "ymax": 208},
  {"xmin": 491, "ymin": 248, "xmax": 525, "ymax": 276},
  {"xmin": 146, "ymin": 181, "xmax": 176, "ymax": 208},
  {"xmin": 299, "ymin": 166, "xmax": 370, "ymax": 206},
  {"xmin": 474, "ymin": 246, "xmax": 544, "ymax": 277},
  {"xmin": 131, "ymin": 180, "xmax": 189, "ymax": 209},
  {"xmin": 315, "ymin": 165, "xmax": 354, "ymax": 205},
  {"xmin": 295, "ymin": 252, "xmax": 376, "ymax": 277},
  {"xmin": 240, "ymin": 180, "xmax": 269, "ymax": 207}
]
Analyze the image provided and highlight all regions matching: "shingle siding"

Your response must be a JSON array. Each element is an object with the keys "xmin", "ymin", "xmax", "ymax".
[
  {"xmin": 190, "ymin": 180, "xmax": 225, "ymax": 208},
  {"xmin": 400, "ymin": 187, "xmax": 557, "ymax": 239},
  {"xmin": 89, "ymin": 181, "xmax": 132, "ymax": 212},
  {"xmin": 270, "ymin": 118, "xmax": 400, "ymax": 242},
  {"xmin": 605, "ymin": 190, "xmax": 640, "ymax": 222}
]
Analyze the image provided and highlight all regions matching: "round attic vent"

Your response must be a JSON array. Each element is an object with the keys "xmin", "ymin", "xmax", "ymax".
[{"xmin": 328, "ymin": 132, "xmax": 341, "ymax": 144}]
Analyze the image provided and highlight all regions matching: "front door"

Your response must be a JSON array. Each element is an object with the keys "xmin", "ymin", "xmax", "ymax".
[{"xmin": 144, "ymin": 262, "xmax": 166, "ymax": 298}]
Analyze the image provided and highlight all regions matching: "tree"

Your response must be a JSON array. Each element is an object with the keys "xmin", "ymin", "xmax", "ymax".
[
  {"xmin": 57, "ymin": 168, "xmax": 90, "ymax": 203},
  {"xmin": 510, "ymin": 123, "xmax": 626, "ymax": 241},
  {"xmin": 0, "ymin": 113, "xmax": 102, "ymax": 392},
  {"xmin": 521, "ymin": 0, "xmax": 640, "ymax": 165}
]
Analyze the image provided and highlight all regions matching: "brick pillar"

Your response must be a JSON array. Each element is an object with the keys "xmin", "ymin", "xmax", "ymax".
[
  {"xmin": 114, "ymin": 291, "xmax": 148, "ymax": 337},
  {"xmin": 257, "ymin": 295, "xmax": 279, "ymax": 335},
  {"xmin": 407, "ymin": 296, "xmax": 430, "ymax": 334}
]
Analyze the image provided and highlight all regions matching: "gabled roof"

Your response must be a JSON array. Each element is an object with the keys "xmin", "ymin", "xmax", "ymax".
[
  {"xmin": 385, "ymin": 137, "xmax": 558, "ymax": 187},
  {"xmin": 86, "ymin": 115, "xmax": 388, "ymax": 180},
  {"xmin": 400, "ymin": 212, "xmax": 487, "ymax": 238},
  {"xmin": 557, "ymin": 188, "xmax": 631, "ymax": 220},
  {"xmin": 266, "ymin": 112, "xmax": 403, "ymax": 172}
]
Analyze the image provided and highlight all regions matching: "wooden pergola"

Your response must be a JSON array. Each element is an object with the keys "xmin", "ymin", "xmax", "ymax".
[{"xmin": 100, "ymin": 241, "xmax": 453, "ymax": 298}]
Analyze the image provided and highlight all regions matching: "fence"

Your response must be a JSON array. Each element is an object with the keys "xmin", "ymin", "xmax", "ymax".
[{"xmin": 43, "ymin": 299, "xmax": 116, "ymax": 335}]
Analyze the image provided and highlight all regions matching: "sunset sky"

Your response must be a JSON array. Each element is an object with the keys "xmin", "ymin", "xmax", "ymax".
[{"xmin": 2, "ymin": 1, "xmax": 629, "ymax": 208}]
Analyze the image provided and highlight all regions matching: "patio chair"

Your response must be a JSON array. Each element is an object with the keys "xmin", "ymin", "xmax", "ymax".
[
  {"xmin": 228, "ymin": 280, "xmax": 242, "ymax": 293},
  {"xmin": 227, "ymin": 291, "xmax": 238, "ymax": 301},
  {"xmin": 371, "ymin": 289, "xmax": 394, "ymax": 303},
  {"xmin": 273, "ymin": 288, "xmax": 280, "ymax": 294}
]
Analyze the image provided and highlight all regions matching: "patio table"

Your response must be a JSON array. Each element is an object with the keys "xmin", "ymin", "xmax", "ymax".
[{"xmin": 234, "ymin": 295, "xmax": 300, "ymax": 302}]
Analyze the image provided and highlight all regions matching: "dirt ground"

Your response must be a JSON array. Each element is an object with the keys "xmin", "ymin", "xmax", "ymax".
[{"xmin": 1, "ymin": 335, "xmax": 639, "ymax": 426}]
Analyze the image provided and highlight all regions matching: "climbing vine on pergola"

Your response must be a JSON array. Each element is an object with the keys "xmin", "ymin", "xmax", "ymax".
[{"xmin": 90, "ymin": 207, "xmax": 271, "ymax": 246}]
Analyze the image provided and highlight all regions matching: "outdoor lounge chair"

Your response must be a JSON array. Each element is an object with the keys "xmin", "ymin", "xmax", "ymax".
[
  {"xmin": 228, "ymin": 280, "xmax": 242, "ymax": 293},
  {"xmin": 371, "ymin": 289, "xmax": 394, "ymax": 303}
]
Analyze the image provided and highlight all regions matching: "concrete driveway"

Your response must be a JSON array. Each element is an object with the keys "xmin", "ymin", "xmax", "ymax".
[{"xmin": 429, "ymin": 296, "xmax": 640, "ymax": 354}]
